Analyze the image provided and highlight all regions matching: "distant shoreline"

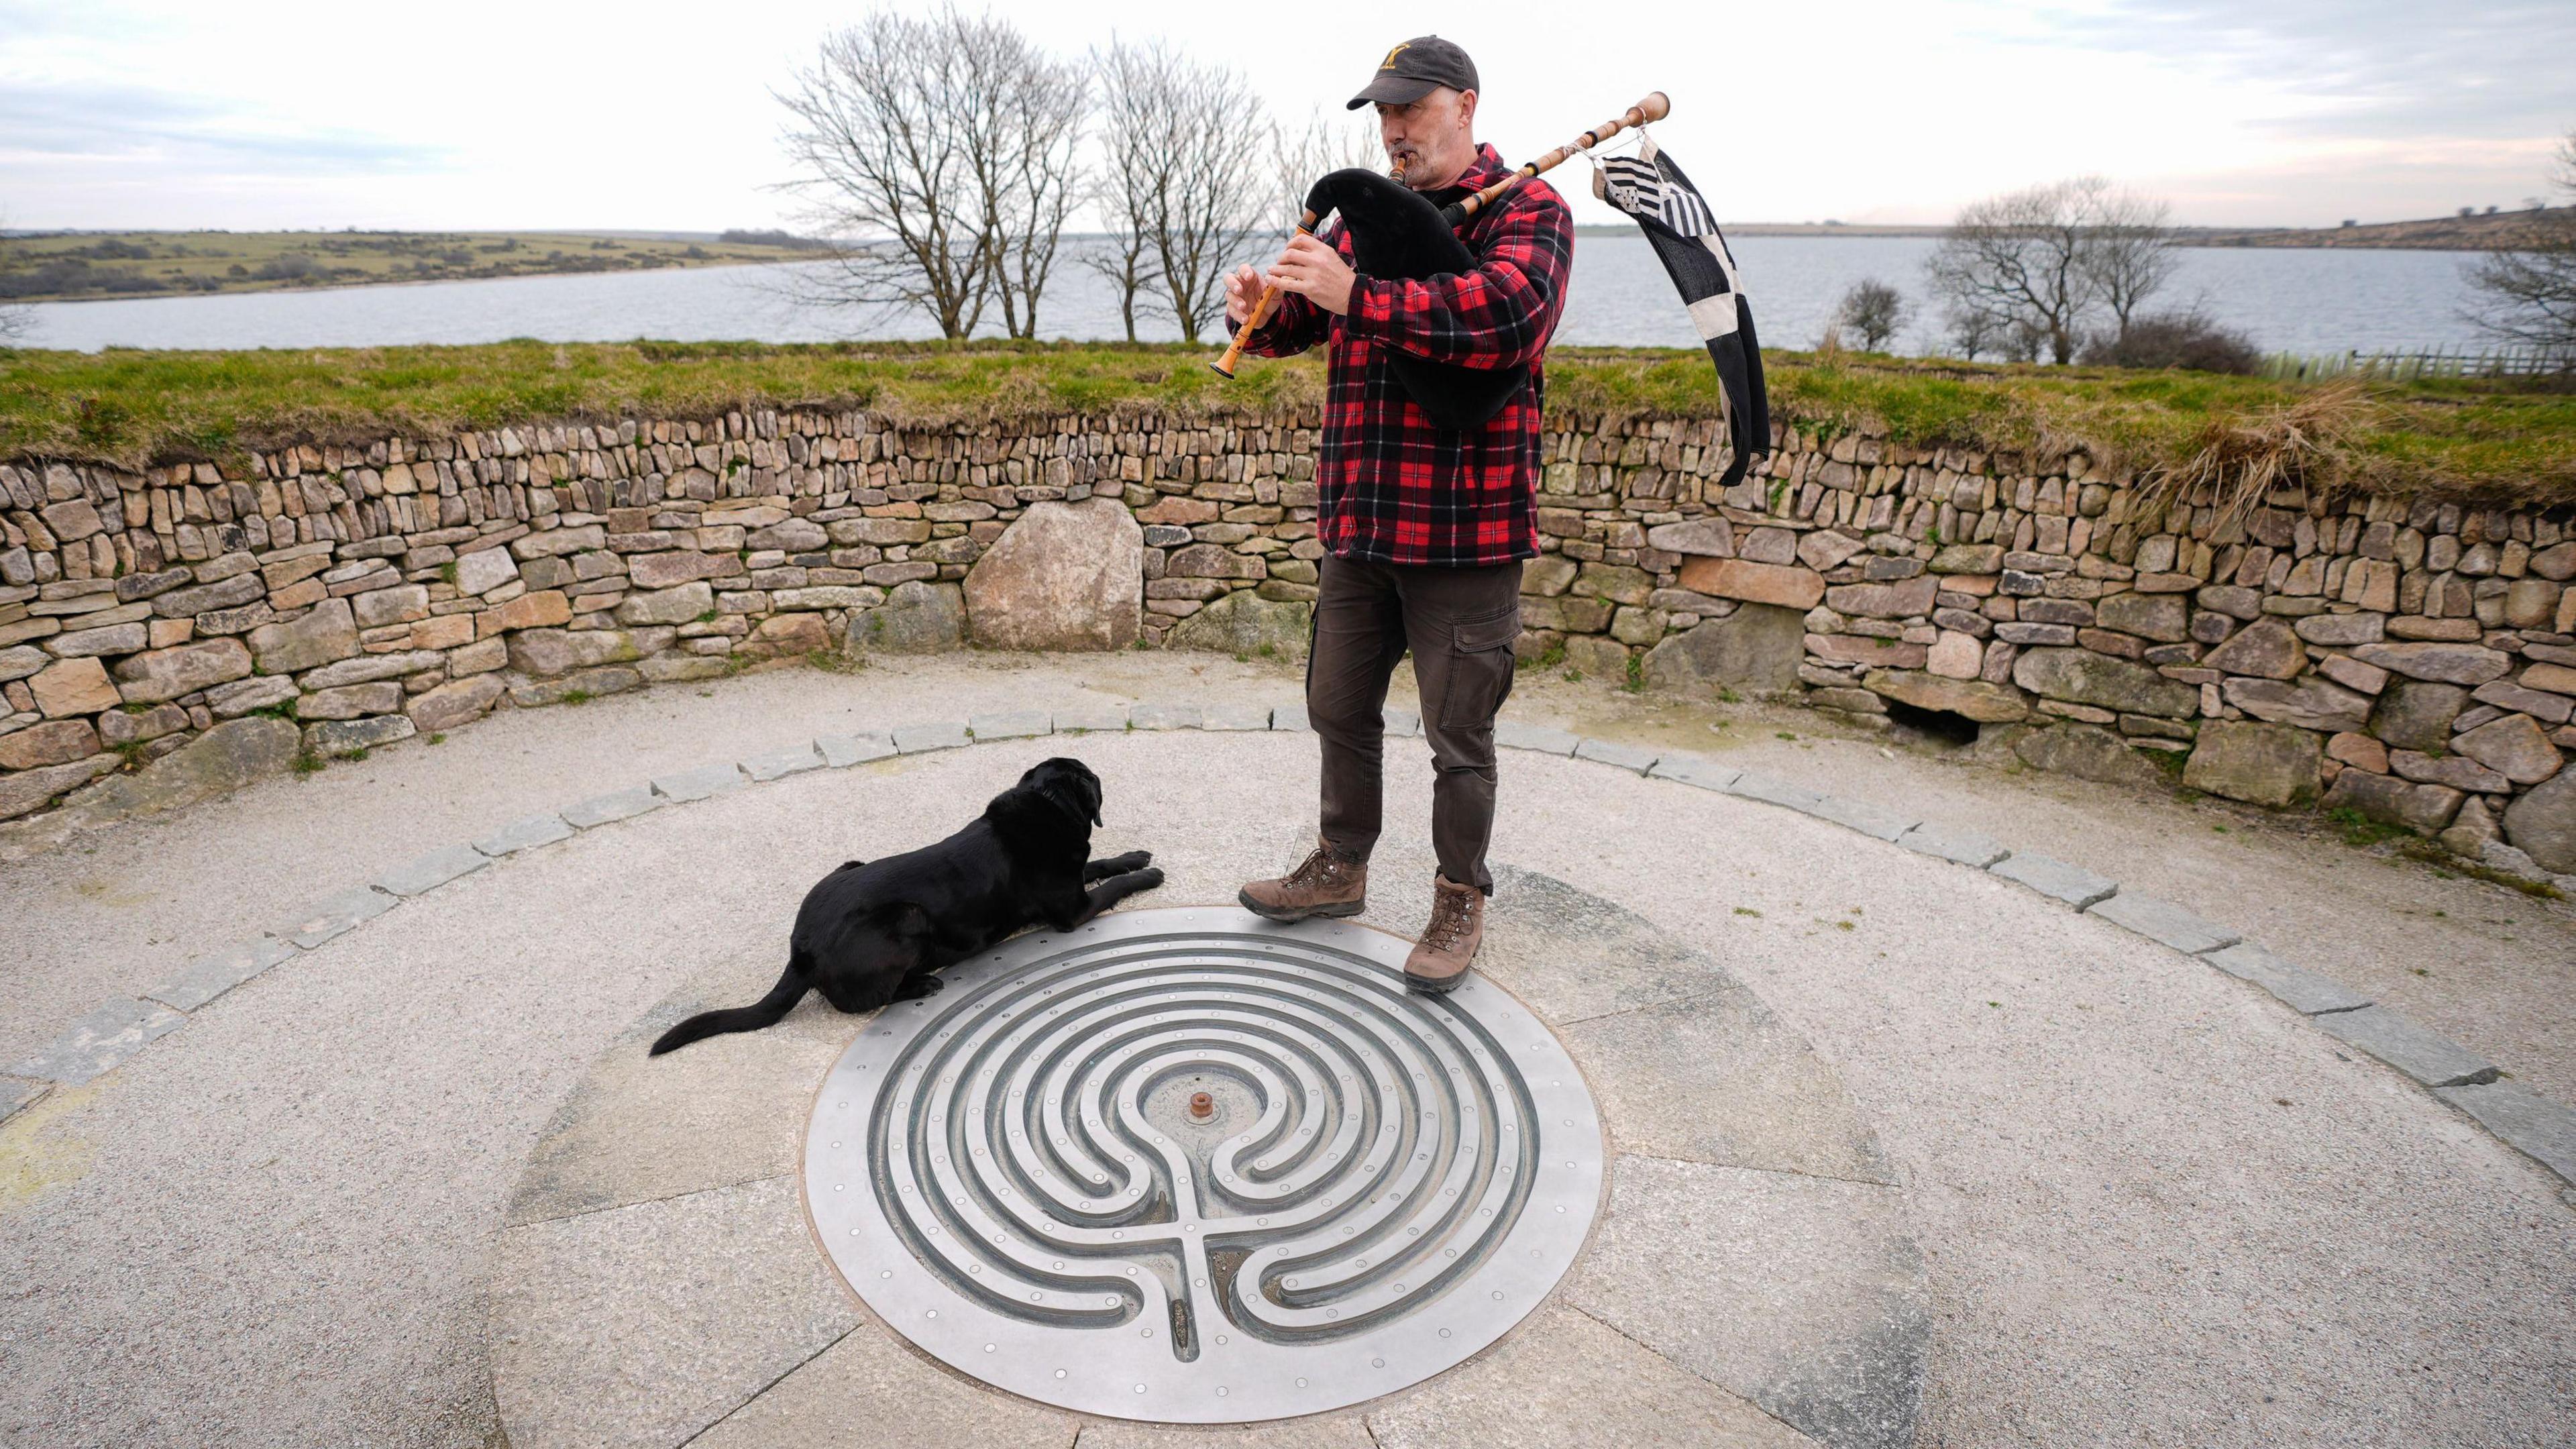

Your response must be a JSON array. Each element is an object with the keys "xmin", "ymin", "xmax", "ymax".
[{"xmin": 1605, "ymin": 205, "xmax": 2576, "ymax": 250}]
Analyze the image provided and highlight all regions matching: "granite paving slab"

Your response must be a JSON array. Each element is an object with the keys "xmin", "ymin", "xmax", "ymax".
[
  {"xmin": 1988, "ymin": 851, "xmax": 2117, "ymax": 909},
  {"xmin": 1051, "ymin": 702, "xmax": 1131, "ymax": 733},
  {"xmin": 2086, "ymin": 892, "xmax": 2243, "ymax": 956},
  {"xmin": 652, "ymin": 762, "xmax": 750, "ymax": 802},
  {"xmin": 1566, "ymin": 1155, "xmax": 1924, "ymax": 1449},
  {"xmin": 560, "ymin": 784, "xmax": 665, "ymax": 828},
  {"xmin": 2433, "ymin": 1081, "xmax": 2576, "ymax": 1183},
  {"xmin": 1129, "ymin": 701, "xmax": 1202, "ymax": 730},
  {"xmin": 1727, "ymin": 771, "xmax": 1828, "ymax": 812},
  {"xmin": 1477, "ymin": 865, "xmax": 1733, "ymax": 1024},
  {"xmin": 2316, "ymin": 1006, "xmax": 2503, "ymax": 1088},
  {"xmin": 1201, "ymin": 703, "xmax": 1274, "ymax": 731},
  {"xmin": 686, "ymin": 1320, "xmax": 1073, "ymax": 1449},
  {"xmin": 1494, "ymin": 719, "xmax": 1581, "ymax": 756},
  {"xmin": 8, "ymin": 998, "xmax": 189, "ymax": 1084},
  {"xmin": 374, "ymin": 843, "xmax": 490, "ymax": 898},
  {"xmin": 965, "ymin": 710, "xmax": 1051, "ymax": 740},
  {"xmin": 1644, "ymin": 752, "xmax": 1743, "ymax": 792},
  {"xmin": 280, "ymin": 884, "xmax": 398, "ymax": 948},
  {"xmin": 1269, "ymin": 702, "xmax": 1311, "ymax": 733},
  {"xmin": 1385, "ymin": 708, "xmax": 1422, "ymax": 737},
  {"xmin": 475, "ymin": 812, "xmax": 576, "ymax": 857},
  {"xmin": 1892, "ymin": 824, "xmax": 2008, "ymax": 869},
  {"xmin": 892, "ymin": 720, "xmax": 970, "ymax": 753},
  {"xmin": 1366, "ymin": 1303, "xmax": 1820, "ymax": 1449},
  {"xmin": 488, "ymin": 1176, "xmax": 863, "ymax": 1449},
  {"xmin": 1801, "ymin": 795, "xmax": 1919, "ymax": 843},
  {"xmin": 1572, "ymin": 737, "xmax": 1659, "ymax": 773},
  {"xmin": 814, "ymin": 732, "xmax": 896, "ymax": 767},
  {"xmin": 144, "ymin": 935, "xmax": 299, "ymax": 1012},
  {"xmin": 2201, "ymin": 941, "xmax": 2373, "ymax": 1016},
  {"xmin": 741, "ymin": 743, "xmax": 825, "ymax": 782}
]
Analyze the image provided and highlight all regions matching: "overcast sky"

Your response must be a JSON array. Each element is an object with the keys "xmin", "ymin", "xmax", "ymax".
[{"xmin": 3, "ymin": 0, "xmax": 2570, "ymax": 232}]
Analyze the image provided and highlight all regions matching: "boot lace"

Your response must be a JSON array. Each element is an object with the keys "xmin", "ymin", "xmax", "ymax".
[
  {"xmin": 1286, "ymin": 845, "xmax": 1362, "ymax": 892},
  {"xmin": 1425, "ymin": 888, "xmax": 1479, "ymax": 951}
]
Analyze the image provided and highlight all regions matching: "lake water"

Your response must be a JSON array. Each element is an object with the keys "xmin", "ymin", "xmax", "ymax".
[{"xmin": 11, "ymin": 234, "xmax": 2487, "ymax": 360}]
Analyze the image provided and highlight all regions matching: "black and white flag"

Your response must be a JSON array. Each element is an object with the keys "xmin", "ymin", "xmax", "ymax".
[{"xmin": 1593, "ymin": 136, "xmax": 1770, "ymax": 490}]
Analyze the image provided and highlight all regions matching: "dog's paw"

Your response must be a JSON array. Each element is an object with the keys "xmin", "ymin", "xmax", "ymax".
[
  {"xmin": 1103, "ymin": 849, "xmax": 1152, "ymax": 872},
  {"xmin": 1130, "ymin": 866, "xmax": 1166, "ymax": 891}
]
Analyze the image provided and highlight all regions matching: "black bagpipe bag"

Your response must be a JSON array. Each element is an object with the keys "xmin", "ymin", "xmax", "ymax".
[{"xmin": 1304, "ymin": 168, "xmax": 1530, "ymax": 432}]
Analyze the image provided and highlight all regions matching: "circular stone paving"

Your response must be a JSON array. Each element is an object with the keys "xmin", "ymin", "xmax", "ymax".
[
  {"xmin": 806, "ymin": 909, "xmax": 1602, "ymax": 1422},
  {"xmin": 487, "ymin": 865, "xmax": 1925, "ymax": 1449}
]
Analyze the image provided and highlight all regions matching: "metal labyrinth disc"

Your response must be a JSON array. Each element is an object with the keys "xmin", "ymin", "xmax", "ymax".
[{"xmin": 804, "ymin": 906, "xmax": 1605, "ymax": 1423}]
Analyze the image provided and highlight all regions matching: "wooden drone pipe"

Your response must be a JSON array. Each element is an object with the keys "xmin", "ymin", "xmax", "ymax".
[{"xmin": 1448, "ymin": 91, "xmax": 1670, "ymax": 226}]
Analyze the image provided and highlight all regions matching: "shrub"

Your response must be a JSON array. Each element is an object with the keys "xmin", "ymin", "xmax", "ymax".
[{"xmin": 2080, "ymin": 309, "xmax": 2261, "ymax": 374}]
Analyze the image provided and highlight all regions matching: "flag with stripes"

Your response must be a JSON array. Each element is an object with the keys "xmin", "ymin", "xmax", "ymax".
[{"xmin": 1593, "ymin": 136, "xmax": 1769, "ymax": 490}]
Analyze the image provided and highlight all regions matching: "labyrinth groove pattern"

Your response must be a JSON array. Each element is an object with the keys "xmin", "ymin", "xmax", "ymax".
[{"xmin": 805, "ymin": 908, "xmax": 1604, "ymax": 1422}]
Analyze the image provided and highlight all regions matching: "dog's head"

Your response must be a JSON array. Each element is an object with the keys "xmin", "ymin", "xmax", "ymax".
[{"xmin": 1019, "ymin": 756, "xmax": 1103, "ymax": 828}]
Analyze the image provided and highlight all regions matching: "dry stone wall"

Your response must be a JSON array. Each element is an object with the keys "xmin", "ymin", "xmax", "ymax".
[{"xmin": 3, "ymin": 405, "xmax": 2573, "ymax": 873}]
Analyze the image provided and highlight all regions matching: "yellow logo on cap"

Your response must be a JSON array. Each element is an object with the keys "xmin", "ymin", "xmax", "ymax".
[{"xmin": 1380, "ymin": 42, "xmax": 1410, "ymax": 70}]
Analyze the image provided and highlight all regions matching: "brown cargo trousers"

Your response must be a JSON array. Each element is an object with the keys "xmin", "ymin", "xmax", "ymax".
[{"xmin": 1305, "ymin": 554, "xmax": 1524, "ymax": 894}]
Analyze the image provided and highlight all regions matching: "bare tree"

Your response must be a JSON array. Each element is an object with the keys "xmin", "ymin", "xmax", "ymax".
[
  {"xmin": 1925, "ymin": 176, "xmax": 2174, "ymax": 364},
  {"xmin": 1083, "ymin": 40, "xmax": 1167, "ymax": 341},
  {"xmin": 1085, "ymin": 40, "xmax": 1274, "ymax": 343},
  {"xmin": 1831, "ymin": 278, "xmax": 1909, "ymax": 351},
  {"xmin": 0, "ymin": 212, "xmax": 28, "ymax": 343},
  {"xmin": 2467, "ymin": 129, "xmax": 2576, "ymax": 356},
  {"xmin": 968, "ymin": 23, "xmax": 1087, "ymax": 339},
  {"xmin": 775, "ymin": 9, "xmax": 1082, "ymax": 340},
  {"xmin": 2080, "ymin": 185, "xmax": 2178, "ymax": 337},
  {"xmin": 1267, "ymin": 108, "xmax": 1387, "ymax": 237}
]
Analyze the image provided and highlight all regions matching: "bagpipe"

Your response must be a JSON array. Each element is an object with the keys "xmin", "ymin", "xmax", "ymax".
[{"xmin": 1214, "ymin": 91, "xmax": 1769, "ymax": 488}]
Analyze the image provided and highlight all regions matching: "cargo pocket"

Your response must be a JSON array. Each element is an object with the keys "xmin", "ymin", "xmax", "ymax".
[{"xmin": 1438, "ymin": 606, "xmax": 1521, "ymax": 731}]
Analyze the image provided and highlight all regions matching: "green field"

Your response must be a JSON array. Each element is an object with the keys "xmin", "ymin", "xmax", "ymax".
[
  {"xmin": 0, "ymin": 229, "xmax": 825, "ymax": 304},
  {"xmin": 0, "ymin": 340, "xmax": 2567, "ymax": 504}
]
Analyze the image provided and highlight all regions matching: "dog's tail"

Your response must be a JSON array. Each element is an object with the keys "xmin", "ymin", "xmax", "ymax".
[{"xmin": 649, "ymin": 959, "xmax": 810, "ymax": 1056}]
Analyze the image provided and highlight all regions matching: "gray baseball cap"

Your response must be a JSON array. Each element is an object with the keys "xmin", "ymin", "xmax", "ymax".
[{"xmin": 1346, "ymin": 36, "xmax": 1479, "ymax": 109}]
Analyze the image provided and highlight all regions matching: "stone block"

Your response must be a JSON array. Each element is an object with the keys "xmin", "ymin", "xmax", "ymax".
[
  {"xmin": 2314, "ymin": 1006, "xmax": 2500, "ymax": 1087},
  {"xmin": 1643, "ymin": 604, "xmax": 1805, "ymax": 695},
  {"xmin": 966, "ymin": 711, "xmax": 1051, "ymax": 741},
  {"xmin": 2224, "ymin": 676, "xmax": 2372, "ymax": 735},
  {"xmin": 0, "ymin": 718, "xmax": 98, "ymax": 771},
  {"xmin": 46, "ymin": 620, "xmax": 148, "ymax": 657},
  {"xmin": 30, "ymin": 657, "xmax": 121, "ymax": 717},
  {"xmin": 453, "ymin": 545, "xmax": 522, "ymax": 594},
  {"xmin": 1053, "ymin": 702, "xmax": 1132, "ymax": 733},
  {"xmin": 2182, "ymin": 720, "xmax": 2322, "ymax": 808},
  {"xmin": 1675, "ymin": 557, "xmax": 1826, "ymax": 610},
  {"xmin": 1572, "ymin": 737, "xmax": 1658, "ymax": 773},
  {"xmin": 407, "ymin": 675, "xmax": 506, "ymax": 733},
  {"xmin": 2011, "ymin": 647, "xmax": 2198, "ymax": 718},
  {"xmin": 1166, "ymin": 589, "xmax": 1311, "ymax": 659},
  {"xmin": 1894, "ymin": 823, "xmax": 2009, "ymax": 868},
  {"xmin": 1645, "ymin": 517, "xmax": 1735, "ymax": 556},
  {"xmin": 741, "ymin": 744, "xmax": 825, "ymax": 782},
  {"xmin": 849, "ymin": 580, "xmax": 966, "ymax": 654},
  {"xmin": 279, "ymin": 885, "xmax": 400, "ymax": 949},
  {"xmin": 816, "ymin": 732, "xmax": 898, "ymax": 767},
  {"xmin": 1860, "ymin": 668, "xmax": 2029, "ymax": 722},
  {"xmin": 2202, "ymin": 619, "xmax": 2305, "ymax": 680},
  {"xmin": 296, "ymin": 682, "xmax": 404, "ymax": 720},
  {"xmin": 2015, "ymin": 721, "xmax": 2163, "ymax": 788},
  {"xmin": 475, "ymin": 812, "xmax": 577, "ymax": 856},
  {"xmin": 352, "ymin": 584, "xmax": 431, "ymax": 629},
  {"xmin": 1989, "ymin": 851, "xmax": 2116, "ymax": 908},
  {"xmin": 616, "ymin": 582, "xmax": 714, "ymax": 627},
  {"xmin": 2432, "ymin": 1081, "xmax": 2576, "ymax": 1185},
  {"xmin": 8, "ymin": 998, "xmax": 188, "ymax": 1084},
  {"xmin": 248, "ymin": 596, "xmax": 358, "ymax": 674},
  {"xmin": 2202, "ymin": 941, "xmax": 2371, "ymax": 1015},
  {"xmin": 303, "ymin": 649, "xmax": 445, "ymax": 689},
  {"xmin": 1495, "ymin": 719, "xmax": 1582, "ymax": 755},
  {"xmin": 2502, "ymin": 770, "xmax": 2576, "ymax": 872},
  {"xmin": 653, "ymin": 762, "xmax": 751, "ymax": 802},
  {"xmin": 1823, "ymin": 577, "xmax": 1938, "ymax": 619},
  {"xmin": 1644, "ymin": 751, "xmax": 1741, "ymax": 792},
  {"xmin": 2453, "ymin": 712, "xmax": 2563, "ymax": 786},
  {"xmin": 1725, "ymin": 770, "xmax": 1827, "ymax": 812},
  {"xmin": 2320, "ymin": 767, "xmax": 2463, "ymax": 833},
  {"xmin": 561, "ymin": 785, "xmax": 665, "ymax": 828},
  {"xmin": 374, "ymin": 842, "xmax": 492, "ymax": 897},
  {"xmin": 305, "ymin": 714, "xmax": 415, "ymax": 755},
  {"xmin": 2350, "ymin": 641, "xmax": 2511, "ymax": 686},
  {"xmin": 892, "ymin": 719, "xmax": 970, "ymax": 753},
  {"xmin": 2094, "ymin": 591, "xmax": 2188, "ymax": 642},
  {"xmin": 2086, "ymin": 892, "xmax": 2241, "ymax": 954},
  {"xmin": 1202, "ymin": 703, "xmax": 1273, "ymax": 731},
  {"xmin": 1130, "ymin": 702, "xmax": 1203, "ymax": 731}
]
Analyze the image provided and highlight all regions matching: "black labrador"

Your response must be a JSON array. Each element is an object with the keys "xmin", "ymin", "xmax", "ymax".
[{"xmin": 649, "ymin": 757, "xmax": 1161, "ymax": 1055}]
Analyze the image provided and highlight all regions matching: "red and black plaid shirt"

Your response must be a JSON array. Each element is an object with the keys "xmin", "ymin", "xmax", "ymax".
[{"xmin": 1232, "ymin": 143, "xmax": 1573, "ymax": 568}]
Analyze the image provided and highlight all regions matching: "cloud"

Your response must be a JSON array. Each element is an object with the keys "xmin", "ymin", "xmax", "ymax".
[
  {"xmin": 0, "ymin": 80, "xmax": 453, "ymax": 172},
  {"xmin": 2054, "ymin": 0, "xmax": 2576, "ymax": 140}
]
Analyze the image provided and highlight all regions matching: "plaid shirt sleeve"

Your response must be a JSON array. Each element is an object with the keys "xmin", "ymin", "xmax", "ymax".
[{"xmin": 1341, "ymin": 182, "xmax": 1572, "ymax": 370}]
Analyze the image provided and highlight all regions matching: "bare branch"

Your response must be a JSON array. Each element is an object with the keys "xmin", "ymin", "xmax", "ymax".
[
  {"xmin": 2465, "ymin": 128, "xmax": 2576, "ymax": 356},
  {"xmin": 1923, "ymin": 176, "xmax": 2174, "ymax": 365},
  {"xmin": 1830, "ymin": 278, "xmax": 1908, "ymax": 352}
]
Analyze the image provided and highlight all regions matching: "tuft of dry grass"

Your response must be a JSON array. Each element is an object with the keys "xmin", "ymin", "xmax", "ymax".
[{"xmin": 2136, "ymin": 380, "xmax": 2382, "ymax": 522}]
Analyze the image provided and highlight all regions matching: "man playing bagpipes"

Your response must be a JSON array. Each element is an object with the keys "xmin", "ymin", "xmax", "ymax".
[{"xmin": 1226, "ymin": 36, "xmax": 1574, "ymax": 994}]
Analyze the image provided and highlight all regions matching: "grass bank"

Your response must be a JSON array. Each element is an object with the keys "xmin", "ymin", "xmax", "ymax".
[{"xmin": 1, "ymin": 339, "xmax": 2568, "ymax": 503}]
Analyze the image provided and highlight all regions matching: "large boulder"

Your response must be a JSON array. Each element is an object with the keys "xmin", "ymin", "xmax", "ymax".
[
  {"xmin": 1643, "ymin": 605, "xmax": 1805, "ymax": 695},
  {"xmin": 2502, "ymin": 770, "xmax": 2576, "ymax": 873},
  {"xmin": 63, "ymin": 716, "xmax": 299, "ymax": 824},
  {"xmin": 1167, "ymin": 589, "xmax": 1312, "ymax": 659},
  {"xmin": 851, "ymin": 581, "xmax": 967, "ymax": 654},
  {"xmin": 2010, "ymin": 647, "xmax": 2198, "ymax": 718},
  {"xmin": 963, "ymin": 499, "xmax": 1144, "ymax": 651},
  {"xmin": 2182, "ymin": 720, "xmax": 2321, "ymax": 808}
]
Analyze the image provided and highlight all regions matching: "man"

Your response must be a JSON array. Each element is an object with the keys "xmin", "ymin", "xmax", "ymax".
[{"xmin": 1226, "ymin": 36, "xmax": 1573, "ymax": 993}]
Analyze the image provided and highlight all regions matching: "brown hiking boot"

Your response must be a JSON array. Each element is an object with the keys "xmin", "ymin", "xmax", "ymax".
[
  {"xmin": 1404, "ymin": 875, "xmax": 1484, "ymax": 993},
  {"xmin": 1238, "ymin": 839, "xmax": 1368, "ymax": 922}
]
